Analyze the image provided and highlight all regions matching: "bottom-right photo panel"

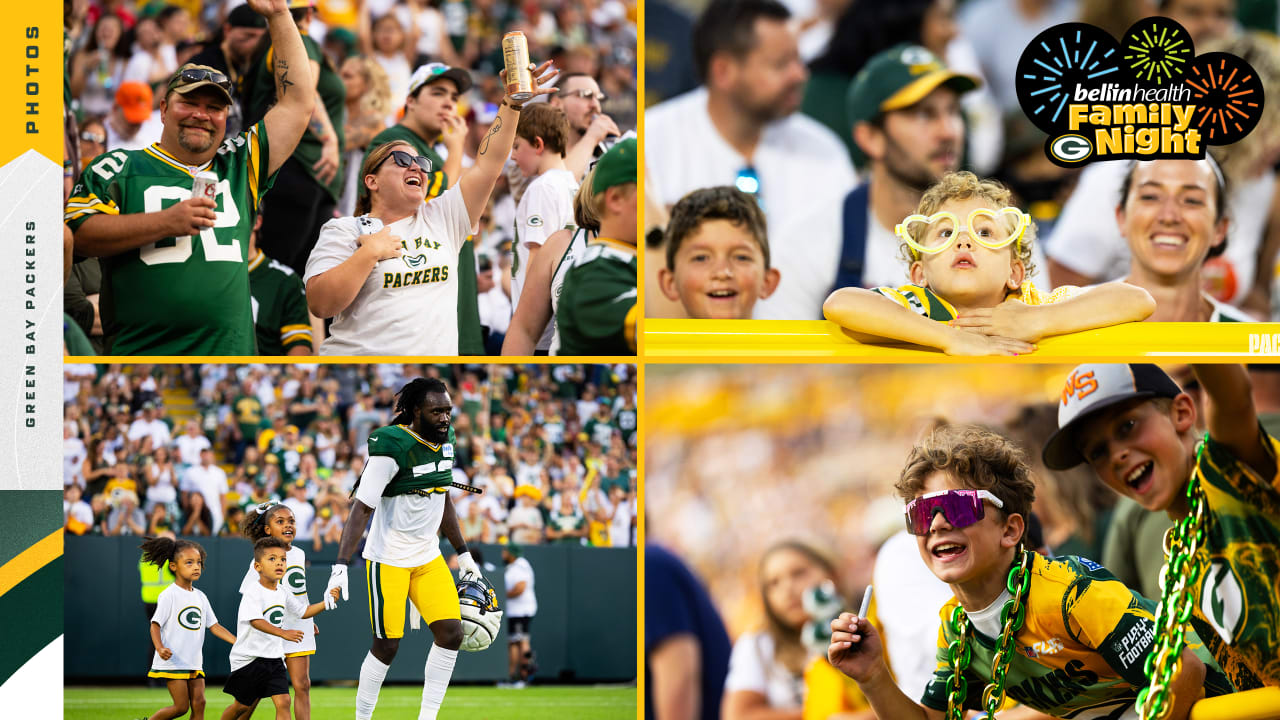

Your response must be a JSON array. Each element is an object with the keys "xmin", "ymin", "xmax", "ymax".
[{"xmin": 644, "ymin": 363, "xmax": 1280, "ymax": 720}]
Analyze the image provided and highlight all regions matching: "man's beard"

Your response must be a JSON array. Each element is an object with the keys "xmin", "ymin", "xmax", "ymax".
[
  {"xmin": 882, "ymin": 134, "xmax": 955, "ymax": 193},
  {"xmin": 177, "ymin": 125, "xmax": 219, "ymax": 154}
]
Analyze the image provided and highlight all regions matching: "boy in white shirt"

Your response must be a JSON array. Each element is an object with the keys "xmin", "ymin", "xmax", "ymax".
[
  {"xmin": 510, "ymin": 104, "xmax": 579, "ymax": 351},
  {"xmin": 222, "ymin": 537, "xmax": 339, "ymax": 720}
]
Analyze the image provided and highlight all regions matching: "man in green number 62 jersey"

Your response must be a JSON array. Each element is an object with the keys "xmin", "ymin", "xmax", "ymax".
[{"xmin": 64, "ymin": 0, "xmax": 314, "ymax": 356}]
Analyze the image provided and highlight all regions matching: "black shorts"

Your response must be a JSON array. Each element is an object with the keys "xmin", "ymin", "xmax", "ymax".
[
  {"xmin": 508, "ymin": 615, "xmax": 533, "ymax": 641},
  {"xmin": 222, "ymin": 656, "xmax": 289, "ymax": 705}
]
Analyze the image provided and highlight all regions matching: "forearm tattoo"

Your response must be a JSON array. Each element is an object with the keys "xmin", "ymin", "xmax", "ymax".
[{"xmin": 478, "ymin": 116, "xmax": 502, "ymax": 156}]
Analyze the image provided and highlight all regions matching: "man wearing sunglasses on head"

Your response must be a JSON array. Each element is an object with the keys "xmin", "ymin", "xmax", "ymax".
[
  {"xmin": 827, "ymin": 425, "xmax": 1231, "ymax": 720},
  {"xmin": 304, "ymin": 62, "xmax": 561, "ymax": 356},
  {"xmin": 65, "ymin": 0, "xmax": 314, "ymax": 356}
]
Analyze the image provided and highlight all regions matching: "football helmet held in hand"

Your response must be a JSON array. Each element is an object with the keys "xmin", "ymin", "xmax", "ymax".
[{"xmin": 458, "ymin": 574, "xmax": 503, "ymax": 651}]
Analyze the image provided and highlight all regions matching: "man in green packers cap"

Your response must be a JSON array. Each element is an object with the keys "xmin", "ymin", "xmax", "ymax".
[
  {"xmin": 557, "ymin": 137, "xmax": 637, "ymax": 355},
  {"xmin": 831, "ymin": 44, "xmax": 980, "ymax": 292}
]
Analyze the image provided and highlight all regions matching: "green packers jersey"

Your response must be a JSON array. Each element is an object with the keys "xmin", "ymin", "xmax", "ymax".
[
  {"xmin": 248, "ymin": 251, "xmax": 312, "ymax": 355},
  {"xmin": 247, "ymin": 36, "xmax": 346, "ymax": 200},
  {"xmin": 65, "ymin": 123, "xmax": 274, "ymax": 355},
  {"xmin": 361, "ymin": 124, "xmax": 483, "ymax": 355},
  {"xmin": 556, "ymin": 238, "xmax": 637, "ymax": 356},
  {"xmin": 1188, "ymin": 426, "xmax": 1280, "ymax": 687},
  {"xmin": 923, "ymin": 554, "xmax": 1232, "ymax": 717},
  {"xmin": 874, "ymin": 282, "xmax": 1080, "ymax": 323},
  {"xmin": 366, "ymin": 424, "xmax": 457, "ymax": 497}
]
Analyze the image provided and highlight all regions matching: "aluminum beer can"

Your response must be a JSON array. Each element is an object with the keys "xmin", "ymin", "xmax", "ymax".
[
  {"xmin": 191, "ymin": 170, "xmax": 218, "ymax": 201},
  {"xmin": 502, "ymin": 31, "xmax": 534, "ymax": 102}
]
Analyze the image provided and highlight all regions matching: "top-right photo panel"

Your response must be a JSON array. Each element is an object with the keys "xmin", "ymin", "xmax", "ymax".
[{"xmin": 643, "ymin": 0, "xmax": 1280, "ymax": 358}]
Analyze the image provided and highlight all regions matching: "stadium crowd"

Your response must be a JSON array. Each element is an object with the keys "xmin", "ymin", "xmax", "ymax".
[
  {"xmin": 63, "ymin": 362, "xmax": 638, "ymax": 547},
  {"xmin": 62, "ymin": 0, "xmax": 637, "ymax": 356},
  {"xmin": 644, "ymin": 0, "xmax": 1280, "ymax": 325}
]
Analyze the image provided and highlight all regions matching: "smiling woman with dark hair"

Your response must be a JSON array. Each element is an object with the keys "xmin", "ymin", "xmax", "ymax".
[{"xmin": 303, "ymin": 62, "xmax": 560, "ymax": 356}]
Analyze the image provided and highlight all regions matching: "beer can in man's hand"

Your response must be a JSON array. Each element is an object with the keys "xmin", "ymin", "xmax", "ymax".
[
  {"xmin": 191, "ymin": 171, "xmax": 218, "ymax": 202},
  {"xmin": 502, "ymin": 31, "xmax": 534, "ymax": 102}
]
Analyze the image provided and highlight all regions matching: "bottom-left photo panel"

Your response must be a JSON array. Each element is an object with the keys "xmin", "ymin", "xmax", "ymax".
[{"xmin": 62, "ymin": 362, "xmax": 637, "ymax": 719}]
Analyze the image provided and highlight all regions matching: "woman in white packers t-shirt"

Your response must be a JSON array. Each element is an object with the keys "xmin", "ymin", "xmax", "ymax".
[{"xmin": 304, "ymin": 61, "xmax": 560, "ymax": 355}]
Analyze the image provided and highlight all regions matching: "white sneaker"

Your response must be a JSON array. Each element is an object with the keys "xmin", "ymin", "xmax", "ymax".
[{"xmin": 513, "ymin": 680, "xmax": 526, "ymax": 689}]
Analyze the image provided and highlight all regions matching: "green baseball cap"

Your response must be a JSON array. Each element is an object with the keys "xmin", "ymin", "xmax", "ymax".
[
  {"xmin": 592, "ymin": 137, "xmax": 636, "ymax": 194},
  {"xmin": 846, "ymin": 44, "xmax": 980, "ymax": 127}
]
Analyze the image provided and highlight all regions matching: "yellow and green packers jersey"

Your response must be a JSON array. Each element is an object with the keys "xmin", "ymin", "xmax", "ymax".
[
  {"xmin": 362, "ymin": 124, "xmax": 483, "ymax": 355},
  {"xmin": 1189, "ymin": 426, "xmax": 1280, "ymax": 687},
  {"xmin": 64, "ymin": 123, "xmax": 274, "ymax": 355},
  {"xmin": 874, "ymin": 282, "xmax": 1080, "ymax": 322},
  {"xmin": 248, "ymin": 251, "xmax": 312, "ymax": 355},
  {"xmin": 367, "ymin": 424, "xmax": 457, "ymax": 497},
  {"xmin": 922, "ymin": 554, "xmax": 1232, "ymax": 717},
  {"xmin": 556, "ymin": 238, "xmax": 637, "ymax": 356}
]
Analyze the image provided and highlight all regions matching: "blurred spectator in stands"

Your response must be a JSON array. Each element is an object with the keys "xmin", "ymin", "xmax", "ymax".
[
  {"xmin": 128, "ymin": 402, "xmax": 171, "ymax": 449},
  {"xmin": 71, "ymin": 14, "xmax": 130, "ymax": 118},
  {"xmin": 186, "ymin": 4, "xmax": 267, "ymax": 137},
  {"xmin": 123, "ymin": 16, "xmax": 177, "ymax": 90},
  {"xmin": 359, "ymin": 2, "xmax": 416, "ymax": 112},
  {"xmin": 104, "ymin": 487, "xmax": 147, "ymax": 536},
  {"xmin": 957, "ymin": 0, "xmax": 1073, "ymax": 115},
  {"xmin": 65, "ymin": 483, "xmax": 95, "ymax": 535},
  {"xmin": 181, "ymin": 446, "xmax": 226, "ymax": 535},
  {"xmin": 550, "ymin": 71, "xmax": 621, "ymax": 182},
  {"xmin": 338, "ymin": 56, "xmax": 392, "ymax": 215},
  {"xmin": 143, "ymin": 445, "xmax": 180, "ymax": 518},
  {"xmin": 1161, "ymin": 0, "xmax": 1236, "ymax": 46},
  {"xmin": 509, "ymin": 485, "xmax": 546, "ymax": 544},
  {"xmin": 105, "ymin": 80, "xmax": 163, "ymax": 151}
]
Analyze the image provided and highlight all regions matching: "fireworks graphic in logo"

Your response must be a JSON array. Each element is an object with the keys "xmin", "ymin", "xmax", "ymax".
[
  {"xmin": 1015, "ymin": 23, "xmax": 1120, "ymax": 129},
  {"xmin": 1122, "ymin": 17, "xmax": 1193, "ymax": 84},
  {"xmin": 1185, "ymin": 52, "xmax": 1265, "ymax": 144}
]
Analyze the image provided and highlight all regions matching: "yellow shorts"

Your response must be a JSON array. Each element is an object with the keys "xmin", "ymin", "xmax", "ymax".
[
  {"xmin": 366, "ymin": 555, "xmax": 460, "ymax": 639},
  {"xmin": 147, "ymin": 669, "xmax": 205, "ymax": 680}
]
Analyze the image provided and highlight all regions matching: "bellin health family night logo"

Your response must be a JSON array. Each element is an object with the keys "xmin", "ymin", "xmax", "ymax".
[{"xmin": 1016, "ymin": 17, "xmax": 1265, "ymax": 167}]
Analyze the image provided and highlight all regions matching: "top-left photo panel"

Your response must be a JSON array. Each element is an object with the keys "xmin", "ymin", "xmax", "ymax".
[{"xmin": 63, "ymin": 0, "xmax": 638, "ymax": 358}]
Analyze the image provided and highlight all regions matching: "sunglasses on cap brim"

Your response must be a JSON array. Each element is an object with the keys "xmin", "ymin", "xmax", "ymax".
[
  {"xmin": 171, "ymin": 67, "xmax": 233, "ymax": 96},
  {"xmin": 904, "ymin": 488, "xmax": 1004, "ymax": 535}
]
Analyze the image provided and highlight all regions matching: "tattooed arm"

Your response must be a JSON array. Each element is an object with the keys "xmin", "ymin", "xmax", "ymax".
[
  {"xmin": 458, "ymin": 61, "xmax": 560, "ymax": 228},
  {"xmin": 252, "ymin": 0, "xmax": 314, "ymax": 177}
]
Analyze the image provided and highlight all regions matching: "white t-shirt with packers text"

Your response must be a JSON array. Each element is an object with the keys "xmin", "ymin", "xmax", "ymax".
[
  {"xmin": 229, "ymin": 579, "xmax": 309, "ymax": 671},
  {"xmin": 305, "ymin": 183, "xmax": 474, "ymax": 356},
  {"xmin": 151, "ymin": 583, "xmax": 220, "ymax": 673},
  {"xmin": 512, "ymin": 167, "xmax": 578, "ymax": 344},
  {"xmin": 239, "ymin": 545, "xmax": 315, "ymax": 654}
]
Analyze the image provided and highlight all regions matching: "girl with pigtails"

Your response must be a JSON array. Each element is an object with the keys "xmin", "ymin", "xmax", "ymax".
[
  {"xmin": 238, "ymin": 501, "xmax": 318, "ymax": 720},
  {"xmin": 139, "ymin": 535, "xmax": 236, "ymax": 720}
]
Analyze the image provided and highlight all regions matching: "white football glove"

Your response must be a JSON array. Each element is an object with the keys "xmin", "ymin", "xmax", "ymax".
[
  {"xmin": 460, "ymin": 603, "xmax": 503, "ymax": 651},
  {"xmin": 456, "ymin": 551, "xmax": 480, "ymax": 580},
  {"xmin": 325, "ymin": 563, "xmax": 349, "ymax": 610}
]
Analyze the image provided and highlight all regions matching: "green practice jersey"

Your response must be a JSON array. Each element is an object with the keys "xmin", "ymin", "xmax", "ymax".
[
  {"xmin": 556, "ymin": 238, "xmax": 637, "ymax": 355},
  {"xmin": 248, "ymin": 251, "xmax": 312, "ymax": 354},
  {"xmin": 65, "ymin": 123, "xmax": 274, "ymax": 355},
  {"xmin": 922, "ymin": 554, "xmax": 1232, "ymax": 717},
  {"xmin": 365, "ymin": 424, "xmax": 458, "ymax": 497},
  {"xmin": 1187, "ymin": 426, "xmax": 1280, "ymax": 687},
  {"xmin": 362, "ymin": 124, "xmax": 483, "ymax": 355}
]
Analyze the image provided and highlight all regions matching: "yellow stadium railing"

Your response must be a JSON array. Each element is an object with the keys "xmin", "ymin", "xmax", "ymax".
[
  {"xmin": 1190, "ymin": 687, "xmax": 1280, "ymax": 720},
  {"xmin": 643, "ymin": 320, "xmax": 1280, "ymax": 359}
]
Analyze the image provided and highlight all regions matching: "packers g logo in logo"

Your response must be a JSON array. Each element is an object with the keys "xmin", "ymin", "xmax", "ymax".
[
  {"xmin": 286, "ymin": 565, "xmax": 307, "ymax": 595},
  {"xmin": 179, "ymin": 606, "xmax": 203, "ymax": 630},
  {"xmin": 1049, "ymin": 134, "xmax": 1093, "ymax": 164},
  {"xmin": 1200, "ymin": 560, "xmax": 1244, "ymax": 644},
  {"xmin": 265, "ymin": 604, "xmax": 286, "ymax": 626}
]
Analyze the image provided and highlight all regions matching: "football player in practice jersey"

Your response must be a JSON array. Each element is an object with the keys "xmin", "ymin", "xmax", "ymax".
[
  {"xmin": 325, "ymin": 377, "xmax": 492, "ymax": 720},
  {"xmin": 65, "ymin": 0, "xmax": 315, "ymax": 356},
  {"xmin": 828, "ymin": 425, "xmax": 1230, "ymax": 720},
  {"xmin": 1046, "ymin": 363, "xmax": 1280, "ymax": 690}
]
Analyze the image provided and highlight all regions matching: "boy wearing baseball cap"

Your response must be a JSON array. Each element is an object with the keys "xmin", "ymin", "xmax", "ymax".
[
  {"xmin": 557, "ymin": 138, "xmax": 637, "ymax": 355},
  {"xmin": 828, "ymin": 425, "xmax": 1230, "ymax": 720},
  {"xmin": 1044, "ymin": 363, "xmax": 1280, "ymax": 692},
  {"xmin": 823, "ymin": 171, "xmax": 1156, "ymax": 355}
]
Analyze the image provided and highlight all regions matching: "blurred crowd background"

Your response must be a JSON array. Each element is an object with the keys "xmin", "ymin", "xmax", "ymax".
[
  {"xmin": 644, "ymin": 0, "xmax": 1280, "ymax": 322},
  {"xmin": 63, "ymin": 362, "xmax": 637, "ymax": 548}
]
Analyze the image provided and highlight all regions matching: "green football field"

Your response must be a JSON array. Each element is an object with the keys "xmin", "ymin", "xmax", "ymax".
[{"xmin": 65, "ymin": 684, "xmax": 636, "ymax": 719}]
